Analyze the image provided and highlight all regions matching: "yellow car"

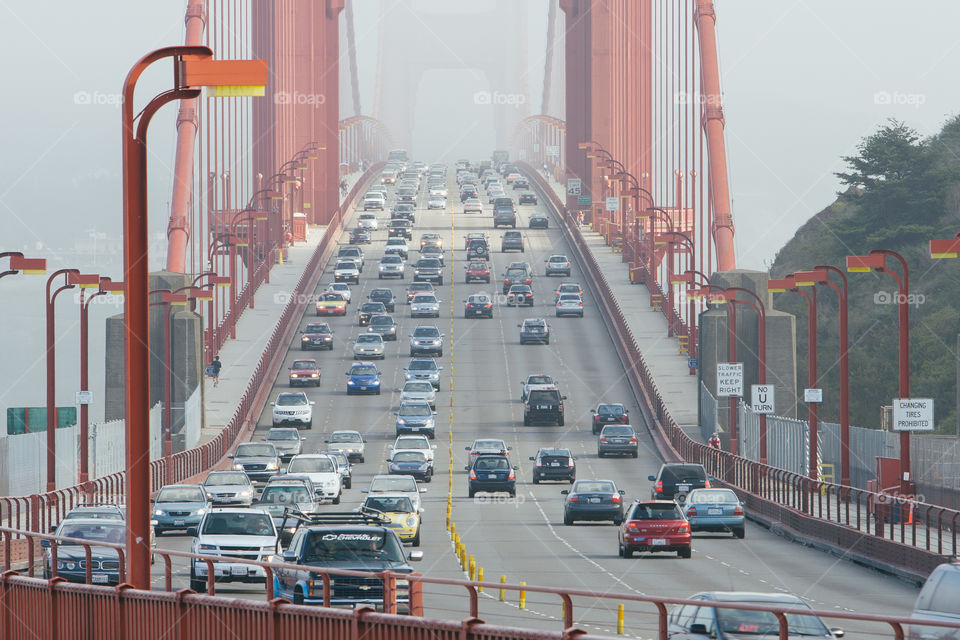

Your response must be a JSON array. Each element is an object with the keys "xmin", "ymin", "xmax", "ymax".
[
  {"xmin": 316, "ymin": 292, "xmax": 347, "ymax": 316},
  {"xmin": 361, "ymin": 494, "xmax": 421, "ymax": 546}
]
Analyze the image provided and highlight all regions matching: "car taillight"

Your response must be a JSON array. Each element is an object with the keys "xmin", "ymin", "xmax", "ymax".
[
  {"xmin": 705, "ymin": 479, "xmax": 711, "ymax": 488},
  {"xmin": 677, "ymin": 523, "xmax": 690, "ymax": 533},
  {"xmin": 525, "ymin": 293, "xmax": 532, "ymax": 297},
  {"xmin": 469, "ymin": 470, "xmax": 476, "ymax": 480},
  {"xmin": 611, "ymin": 494, "xmax": 621, "ymax": 503},
  {"xmin": 484, "ymin": 304, "xmax": 492, "ymax": 308},
  {"xmin": 568, "ymin": 495, "xmax": 579, "ymax": 502},
  {"xmin": 629, "ymin": 437, "xmax": 637, "ymax": 443},
  {"xmin": 626, "ymin": 522, "xmax": 641, "ymax": 532},
  {"xmin": 655, "ymin": 481, "xmax": 663, "ymax": 494},
  {"xmin": 579, "ymin": 302, "xmax": 583, "ymax": 306},
  {"xmin": 524, "ymin": 278, "xmax": 531, "ymax": 284},
  {"xmin": 504, "ymin": 279, "xmax": 510, "ymax": 284},
  {"xmin": 536, "ymin": 461, "xmax": 542, "ymax": 467},
  {"xmin": 599, "ymin": 437, "xmax": 607, "ymax": 443},
  {"xmin": 687, "ymin": 506, "xmax": 697, "ymax": 517},
  {"xmin": 567, "ymin": 458, "xmax": 574, "ymax": 467},
  {"xmin": 734, "ymin": 505, "xmax": 744, "ymax": 516}
]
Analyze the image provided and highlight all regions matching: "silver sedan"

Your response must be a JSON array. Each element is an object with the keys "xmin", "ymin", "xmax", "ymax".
[
  {"xmin": 399, "ymin": 380, "xmax": 437, "ymax": 409},
  {"xmin": 353, "ymin": 333, "xmax": 385, "ymax": 360}
]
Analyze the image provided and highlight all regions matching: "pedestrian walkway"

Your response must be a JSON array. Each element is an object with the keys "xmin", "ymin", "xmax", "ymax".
[{"xmin": 540, "ymin": 175, "xmax": 700, "ymax": 430}]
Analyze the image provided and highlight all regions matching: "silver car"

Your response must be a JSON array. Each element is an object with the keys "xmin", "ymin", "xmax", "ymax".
[
  {"xmin": 324, "ymin": 430, "xmax": 366, "ymax": 463},
  {"xmin": 403, "ymin": 358, "xmax": 443, "ymax": 390},
  {"xmin": 410, "ymin": 294, "xmax": 440, "ymax": 318},
  {"xmin": 202, "ymin": 470, "xmax": 255, "ymax": 506},
  {"xmin": 367, "ymin": 314, "xmax": 398, "ymax": 340},
  {"xmin": 334, "ymin": 260, "xmax": 360, "ymax": 284},
  {"xmin": 378, "ymin": 255, "xmax": 405, "ymax": 279},
  {"xmin": 597, "ymin": 424, "xmax": 638, "ymax": 458},
  {"xmin": 399, "ymin": 380, "xmax": 437, "ymax": 409},
  {"xmin": 262, "ymin": 427, "xmax": 304, "ymax": 462},
  {"xmin": 555, "ymin": 294, "xmax": 584, "ymax": 317},
  {"xmin": 353, "ymin": 333, "xmax": 386, "ymax": 360},
  {"xmin": 409, "ymin": 326, "xmax": 443, "ymax": 357}
]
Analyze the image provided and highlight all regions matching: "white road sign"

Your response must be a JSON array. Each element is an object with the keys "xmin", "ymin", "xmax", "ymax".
[
  {"xmin": 605, "ymin": 196, "xmax": 620, "ymax": 212},
  {"xmin": 893, "ymin": 398, "xmax": 934, "ymax": 431},
  {"xmin": 566, "ymin": 178, "xmax": 582, "ymax": 196},
  {"xmin": 751, "ymin": 385, "xmax": 775, "ymax": 414},
  {"xmin": 546, "ymin": 145, "xmax": 559, "ymax": 157},
  {"xmin": 716, "ymin": 363, "xmax": 743, "ymax": 397},
  {"xmin": 804, "ymin": 388, "xmax": 823, "ymax": 403},
  {"xmin": 76, "ymin": 390, "xmax": 93, "ymax": 405}
]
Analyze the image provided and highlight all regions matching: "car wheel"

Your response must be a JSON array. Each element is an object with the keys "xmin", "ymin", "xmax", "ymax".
[
  {"xmin": 345, "ymin": 478, "xmax": 352, "ymax": 489},
  {"xmin": 333, "ymin": 493, "xmax": 341, "ymax": 505},
  {"xmin": 468, "ymin": 489, "xmax": 476, "ymax": 498},
  {"xmin": 598, "ymin": 451, "xmax": 605, "ymax": 458},
  {"xmin": 624, "ymin": 547, "xmax": 634, "ymax": 559},
  {"xmin": 631, "ymin": 450, "xmax": 637, "ymax": 458},
  {"xmin": 559, "ymin": 416, "xmax": 565, "ymax": 426},
  {"xmin": 523, "ymin": 416, "xmax": 530, "ymax": 426},
  {"xmin": 679, "ymin": 547, "xmax": 692, "ymax": 559},
  {"xmin": 154, "ymin": 528, "xmax": 164, "ymax": 537},
  {"xmin": 464, "ymin": 313, "xmax": 469, "ymax": 318},
  {"xmin": 563, "ymin": 513, "xmax": 573, "ymax": 526},
  {"xmin": 618, "ymin": 542, "xmax": 624, "ymax": 558},
  {"xmin": 733, "ymin": 527, "xmax": 745, "ymax": 539},
  {"xmin": 412, "ymin": 529, "xmax": 421, "ymax": 547},
  {"xmin": 378, "ymin": 274, "xmax": 383, "ymax": 279},
  {"xmin": 293, "ymin": 588, "xmax": 305, "ymax": 605},
  {"xmin": 532, "ymin": 476, "xmax": 539, "ymax": 484},
  {"xmin": 359, "ymin": 456, "xmax": 365, "ymax": 463},
  {"xmin": 189, "ymin": 566, "xmax": 206, "ymax": 593},
  {"xmin": 613, "ymin": 515, "xmax": 623, "ymax": 526},
  {"xmin": 376, "ymin": 388, "xmax": 381, "ymax": 395}
]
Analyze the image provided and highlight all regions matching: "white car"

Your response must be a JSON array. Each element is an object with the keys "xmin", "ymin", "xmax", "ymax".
[
  {"xmin": 429, "ymin": 187, "xmax": 448, "ymax": 198},
  {"xmin": 390, "ymin": 435, "xmax": 436, "ymax": 463},
  {"xmin": 398, "ymin": 380, "xmax": 437, "ymax": 409},
  {"xmin": 363, "ymin": 193, "xmax": 385, "ymax": 210},
  {"xmin": 410, "ymin": 293, "xmax": 440, "ymax": 318},
  {"xmin": 362, "ymin": 474, "xmax": 426, "ymax": 513},
  {"xmin": 334, "ymin": 260, "xmax": 360, "ymax": 284},
  {"xmin": 378, "ymin": 255, "xmax": 405, "ymax": 279},
  {"xmin": 270, "ymin": 392, "xmax": 314, "ymax": 429},
  {"xmin": 326, "ymin": 282, "xmax": 352, "ymax": 303},
  {"xmin": 353, "ymin": 333, "xmax": 385, "ymax": 360},
  {"xmin": 463, "ymin": 198, "xmax": 483, "ymax": 214},
  {"xmin": 357, "ymin": 212, "xmax": 379, "ymax": 230},
  {"xmin": 190, "ymin": 507, "xmax": 277, "ymax": 592},
  {"xmin": 324, "ymin": 430, "xmax": 365, "ymax": 462},
  {"xmin": 385, "ymin": 237, "xmax": 409, "ymax": 258},
  {"xmin": 427, "ymin": 196, "xmax": 446, "ymax": 209},
  {"xmin": 555, "ymin": 294, "xmax": 584, "ymax": 317},
  {"xmin": 284, "ymin": 454, "xmax": 343, "ymax": 502}
]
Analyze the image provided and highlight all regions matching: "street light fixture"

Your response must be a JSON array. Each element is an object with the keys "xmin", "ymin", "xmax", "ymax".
[
  {"xmin": 1, "ymin": 252, "xmax": 47, "ymax": 280},
  {"xmin": 44, "ymin": 268, "xmax": 81, "ymax": 492}
]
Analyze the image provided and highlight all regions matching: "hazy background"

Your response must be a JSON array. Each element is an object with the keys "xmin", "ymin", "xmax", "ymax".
[{"xmin": 1, "ymin": 0, "xmax": 957, "ymax": 429}]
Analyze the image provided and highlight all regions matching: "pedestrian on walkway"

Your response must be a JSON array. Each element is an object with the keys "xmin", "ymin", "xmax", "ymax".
[
  {"xmin": 340, "ymin": 179, "xmax": 348, "ymax": 196},
  {"xmin": 576, "ymin": 211, "xmax": 585, "ymax": 228},
  {"xmin": 708, "ymin": 431, "xmax": 721, "ymax": 449},
  {"xmin": 210, "ymin": 355, "xmax": 222, "ymax": 387}
]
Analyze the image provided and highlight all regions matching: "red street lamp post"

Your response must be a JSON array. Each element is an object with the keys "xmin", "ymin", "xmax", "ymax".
[
  {"xmin": 148, "ymin": 289, "xmax": 187, "ymax": 485},
  {"xmin": 847, "ymin": 250, "xmax": 913, "ymax": 495},
  {"xmin": 664, "ymin": 231, "xmax": 697, "ymax": 357},
  {"xmin": 45, "ymin": 268, "xmax": 80, "ymax": 492},
  {"xmin": 814, "ymin": 264, "xmax": 852, "ymax": 487},
  {"xmin": 1, "ymin": 252, "xmax": 47, "ymax": 280},
  {"xmin": 723, "ymin": 287, "xmax": 768, "ymax": 465}
]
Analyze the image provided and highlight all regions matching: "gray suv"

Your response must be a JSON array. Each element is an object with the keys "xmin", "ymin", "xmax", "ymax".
[
  {"xmin": 228, "ymin": 442, "xmax": 281, "ymax": 483},
  {"xmin": 409, "ymin": 326, "xmax": 444, "ymax": 356}
]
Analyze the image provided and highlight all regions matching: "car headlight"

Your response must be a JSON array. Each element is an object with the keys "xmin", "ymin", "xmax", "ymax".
[
  {"xmin": 57, "ymin": 561, "xmax": 77, "ymax": 571},
  {"xmin": 347, "ymin": 380, "xmax": 356, "ymax": 385},
  {"xmin": 266, "ymin": 462, "xmax": 279, "ymax": 470},
  {"xmin": 196, "ymin": 508, "xmax": 206, "ymax": 516},
  {"xmin": 324, "ymin": 337, "xmax": 332, "ymax": 341},
  {"xmin": 154, "ymin": 509, "xmax": 164, "ymax": 517},
  {"xmin": 239, "ymin": 489, "xmax": 253, "ymax": 497},
  {"xmin": 405, "ymin": 516, "xmax": 418, "ymax": 527},
  {"xmin": 301, "ymin": 336, "xmax": 309, "ymax": 341},
  {"xmin": 198, "ymin": 544, "xmax": 218, "ymax": 552},
  {"xmin": 397, "ymin": 418, "xmax": 406, "ymax": 425},
  {"xmin": 233, "ymin": 463, "xmax": 244, "ymax": 470}
]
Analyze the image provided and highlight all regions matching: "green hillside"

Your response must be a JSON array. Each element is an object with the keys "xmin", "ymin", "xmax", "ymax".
[{"xmin": 770, "ymin": 118, "xmax": 960, "ymax": 433}]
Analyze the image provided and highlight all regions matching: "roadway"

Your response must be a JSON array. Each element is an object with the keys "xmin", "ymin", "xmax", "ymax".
[{"xmin": 153, "ymin": 167, "xmax": 920, "ymax": 637}]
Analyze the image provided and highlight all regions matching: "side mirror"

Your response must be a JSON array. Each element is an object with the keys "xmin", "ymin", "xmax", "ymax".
[
  {"xmin": 432, "ymin": 411, "xmax": 437, "ymax": 415},
  {"xmin": 507, "ymin": 446, "xmax": 512, "ymax": 450},
  {"xmin": 386, "ymin": 457, "xmax": 393, "ymax": 462},
  {"xmin": 187, "ymin": 528, "xmax": 198, "ymax": 537},
  {"xmin": 282, "ymin": 550, "xmax": 297, "ymax": 562},
  {"xmin": 464, "ymin": 465, "xmax": 469, "ymax": 471},
  {"xmin": 528, "ymin": 456, "xmax": 535, "ymax": 461},
  {"xmin": 361, "ymin": 489, "xmax": 369, "ymax": 493},
  {"xmin": 324, "ymin": 440, "xmax": 331, "ymax": 444},
  {"xmin": 688, "ymin": 624, "xmax": 708, "ymax": 635},
  {"xmin": 301, "ymin": 437, "xmax": 306, "ymax": 441},
  {"xmin": 830, "ymin": 629, "xmax": 845, "ymax": 638},
  {"xmin": 560, "ymin": 490, "xmax": 569, "ymax": 495},
  {"xmin": 41, "ymin": 539, "xmax": 51, "ymax": 548},
  {"xmin": 227, "ymin": 454, "xmax": 234, "ymax": 459},
  {"xmin": 431, "ymin": 445, "xmax": 437, "ymax": 450},
  {"xmin": 409, "ymin": 550, "xmax": 424, "ymax": 562},
  {"xmin": 561, "ymin": 395, "xmax": 567, "ymax": 400},
  {"xmin": 619, "ymin": 490, "xmax": 626, "ymax": 495},
  {"xmin": 418, "ymin": 508, "xmax": 424, "ymax": 514},
  {"xmin": 419, "ymin": 488, "xmax": 428, "ymax": 493},
  {"xmin": 309, "ymin": 401, "xmax": 316, "ymax": 405},
  {"xmin": 49, "ymin": 525, "xmax": 58, "ymax": 533},
  {"xmin": 269, "ymin": 402, "xmax": 276, "ymax": 407},
  {"xmin": 590, "ymin": 409, "xmax": 596, "ymax": 414},
  {"xmin": 648, "ymin": 475, "xmax": 656, "ymax": 482},
  {"xmin": 512, "ymin": 465, "xmax": 519, "ymax": 470},
  {"xmin": 149, "ymin": 498, "xmax": 156, "ymax": 503}
]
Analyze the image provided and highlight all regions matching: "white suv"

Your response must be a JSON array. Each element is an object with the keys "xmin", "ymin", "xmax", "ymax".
[
  {"xmin": 390, "ymin": 435, "xmax": 437, "ymax": 463},
  {"xmin": 190, "ymin": 507, "xmax": 277, "ymax": 592},
  {"xmin": 285, "ymin": 454, "xmax": 343, "ymax": 503},
  {"xmin": 271, "ymin": 392, "xmax": 315, "ymax": 429}
]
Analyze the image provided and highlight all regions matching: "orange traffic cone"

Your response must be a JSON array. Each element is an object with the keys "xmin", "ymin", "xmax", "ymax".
[{"xmin": 906, "ymin": 501, "xmax": 914, "ymax": 525}]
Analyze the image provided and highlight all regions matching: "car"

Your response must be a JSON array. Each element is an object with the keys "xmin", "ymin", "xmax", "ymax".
[
  {"xmin": 492, "ymin": 196, "xmax": 515, "ymax": 209},
  {"xmin": 369, "ymin": 288, "xmax": 396, "ymax": 312},
  {"xmin": 428, "ymin": 196, "xmax": 446, "ymax": 209},
  {"xmin": 391, "ymin": 203, "xmax": 416, "ymax": 221},
  {"xmin": 361, "ymin": 494, "xmax": 423, "ymax": 546},
  {"xmin": 376, "ymin": 255, "xmax": 404, "ymax": 280},
  {"xmin": 507, "ymin": 284, "xmax": 534, "ymax": 307},
  {"xmin": 358, "ymin": 302, "xmax": 386, "ymax": 326},
  {"xmin": 555, "ymin": 282, "xmax": 583, "ymax": 301},
  {"xmin": 397, "ymin": 186, "xmax": 417, "ymax": 203},
  {"xmin": 189, "ymin": 507, "xmax": 277, "ymax": 591},
  {"xmin": 406, "ymin": 282, "xmax": 435, "ymax": 302},
  {"xmin": 502, "ymin": 265, "xmax": 533, "ymax": 293},
  {"xmin": 494, "ymin": 207, "xmax": 518, "ymax": 228},
  {"xmin": 367, "ymin": 314, "xmax": 398, "ymax": 340},
  {"xmin": 395, "ymin": 401, "xmax": 436, "ymax": 438},
  {"xmin": 228, "ymin": 442, "xmax": 281, "ymax": 483},
  {"xmin": 43, "ymin": 518, "xmax": 125, "ymax": 585},
  {"xmin": 388, "ymin": 219, "xmax": 413, "ymax": 239},
  {"xmin": 421, "ymin": 245, "xmax": 445, "ymax": 266},
  {"xmin": 528, "ymin": 212, "xmax": 549, "ymax": 228},
  {"xmin": 506, "ymin": 172, "xmax": 522, "ymax": 184},
  {"xmin": 555, "ymin": 293, "xmax": 584, "ymax": 317},
  {"xmin": 368, "ymin": 185, "xmax": 388, "ymax": 197},
  {"xmin": 591, "ymin": 403, "xmax": 629, "ymax": 433},
  {"xmin": 409, "ymin": 325, "xmax": 444, "ymax": 356},
  {"xmin": 353, "ymin": 333, "xmax": 385, "ymax": 360},
  {"xmin": 465, "ymin": 239, "xmax": 490, "ymax": 261},
  {"xmin": 467, "ymin": 454, "xmax": 518, "ymax": 498},
  {"xmin": 271, "ymin": 392, "xmax": 314, "ymax": 428},
  {"xmin": 429, "ymin": 186, "xmax": 448, "ymax": 198},
  {"xmin": 465, "ymin": 439, "xmax": 511, "ymax": 467},
  {"xmin": 391, "ymin": 434, "xmax": 437, "ymax": 463},
  {"xmin": 315, "ymin": 292, "xmax": 347, "ymax": 316},
  {"xmin": 273, "ymin": 512, "xmax": 422, "ymax": 608},
  {"xmin": 256, "ymin": 477, "xmax": 324, "ymax": 538},
  {"xmin": 460, "ymin": 188, "xmax": 478, "ymax": 202},
  {"xmin": 202, "ymin": 470, "xmax": 255, "ymax": 506},
  {"xmin": 412, "ymin": 258, "xmax": 443, "ymax": 285},
  {"xmin": 667, "ymin": 592, "xmax": 843, "ymax": 638},
  {"xmin": 61, "ymin": 504, "xmax": 124, "ymax": 522},
  {"xmin": 463, "ymin": 294, "xmax": 494, "ymax": 318},
  {"xmin": 326, "ymin": 282, "xmax": 353, "ymax": 303},
  {"xmin": 387, "ymin": 450, "xmax": 434, "ymax": 483},
  {"xmin": 349, "ymin": 228, "xmax": 371, "ymax": 244},
  {"xmin": 519, "ymin": 318, "xmax": 550, "ymax": 345},
  {"xmin": 649, "ymin": 463, "xmax": 711, "ymax": 503},
  {"xmin": 545, "ymin": 255, "xmax": 571, "ymax": 277},
  {"xmin": 488, "ymin": 190, "xmax": 506, "ymax": 204},
  {"xmin": 410, "ymin": 293, "xmax": 441, "ymax": 318},
  {"xmin": 530, "ymin": 448, "xmax": 576, "ymax": 484},
  {"xmin": 263, "ymin": 427, "xmax": 305, "ymax": 461},
  {"xmin": 419, "ymin": 233, "xmax": 443, "ymax": 250},
  {"xmin": 362, "ymin": 474, "xmax": 426, "ymax": 514},
  {"xmin": 151, "ymin": 484, "xmax": 208, "ymax": 535},
  {"xmin": 518, "ymin": 192, "xmax": 537, "ymax": 205},
  {"xmin": 398, "ymin": 380, "xmax": 437, "ymax": 409},
  {"xmin": 617, "ymin": 500, "xmax": 690, "ymax": 559},
  {"xmin": 910, "ymin": 562, "xmax": 960, "ymax": 639},
  {"xmin": 357, "ymin": 212, "xmax": 379, "ymax": 230},
  {"xmin": 513, "ymin": 177, "xmax": 530, "ymax": 189},
  {"xmin": 523, "ymin": 385, "xmax": 566, "ymax": 426},
  {"xmin": 385, "ymin": 238, "xmax": 409, "ymax": 259},
  {"xmin": 334, "ymin": 260, "xmax": 360, "ymax": 284},
  {"xmin": 465, "ymin": 261, "xmax": 491, "ymax": 283},
  {"xmin": 336, "ymin": 246, "xmax": 365, "ymax": 270},
  {"xmin": 403, "ymin": 358, "xmax": 442, "ymax": 390},
  {"xmin": 318, "ymin": 450, "xmax": 352, "ymax": 488},
  {"xmin": 301, "ymin": 322, "xmax": 334, "ymax": 350},
  {"xmin": 597, "ymin": 424, "xmax": 638, "ymax": 458},
  {"xmin": 684, "ymin": 488, "xmax": 745, "ymax": 538},
  {"xmin": 288, "ymin": 359, "xmax": 321, "ymax": 387},
  {"xmin": 463, "ymin": 198, "xmax": 483, "ymax": 213},
  {"xmin": 520, "ymin": 373, "xmax": 556, "ymax": 402},
  {"xmin": 345, "ymin": 362, "xmax": 382, "ymax": 395},
  {"xmin": 562, "ymin": 480, "xmax": 625, "ymax": 525},
  {"xmin": 363, "ymin": 194, "xmax": 385, "ymax": 210},
  {"xmin": 284, "ymin": 456, "xmax": 345, "ymax": 503},
  {"xmin": 381, "ymin": 171, "xmax": 397, "ymax": 185},
  {"xmin": 324, "ymin": 430, "xmax": 366, "ymax": 462}
]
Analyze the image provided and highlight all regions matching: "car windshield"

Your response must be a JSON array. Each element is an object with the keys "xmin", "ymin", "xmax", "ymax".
[
  {"xmin": 661, "ymin": 465, "xmax": 707, "ymax": 483},
  {"xmin": 403, "ymin": 382, "xmax": 433, "ymax": 393},
  {"xmin": 350, "ymin": 365, "xmax": 378, "ymax": 376},
  {"xmin": 598, "ymin": 404, "xmax": 625, "ymax": 416},
  {"xmin": 360, "ymin": 214, "xmax": 375, "ymax": 219},
  {"xmin": 468, "ymin": 263, "xmax": 487, "ymax": 270},
  {"xmin": 413, "ymin": 327, "xmax": 440, "ymax": 337},
  {"xmin": 559, "ymin": 295, "xmax": 580, "ymax": 302},
  {"xmin": 205, "ymin": 472, "xmax": 248, "ymax": 487},
  {"xmin": 361, "ymin": 303, "xmax": 383, "ymax": 312},
  {"xmin": 370, "ymin": 316, "xmax": 393, "ymax": 326},
  {"xmin": 574, "ymin": 481, "xmax": 616, "ymax": 493},
  {"xmin": 57, "ymin": 522, "xmax": 126, "ymax": 545},
  {"xmin": 408, "ymin": 361, "xmax": 436, "ymax": 371},
  {"xmin": 396, "ymin": 438, "xmax": 428, "ymax": 450},
  {"xmin": 473, "ymin": 441, "xmax": 504, "ymax": 450},
  {"xmin": 259, "ymin": 486, "xmax": 311, "ymax": 504},
  {"xmin": 364, "ymin": 497, "xmax": 414, "ymax": 513},
  {"xmin": 417, "ymin": 260, "xmax": 441, "ymax": 268},
  {"xmin": 510, "ymin": 286, "xmax": 531, "ymax": 293},
  {"xmin": 302, "ymin": 530, "xmax": 405, "ymax": 563},
  {"xmin": 549, "ymin": 256, "xmax": 566, "ymax": 263},
  {"xmin": 527, "ymin": 375, "xmax": 553, "ymax": 385},
  {"xmin": 409, "ymin": 284, "xmax": 431, "ymax": 292},
  {"xmin": 393, "ymin": 451, "xmax": 427, "ymax": 463},
  {"xmin": 201, "ymin": 512, "xmax": 275, "ymax": 536},
  {"xmin": 335, "ymin": 262, "xmax": 355, "ymax": 270},
  {"xmin": 236, "ymin": 443, "xmax": 275, "ymax": 457},
  {"xmin": 277, "ymin": 394, "xmax": 307, "ymax": 406},
  {"xmin": 689, "ymin": 490, "xmax": 738, "ymax": 504},
  {"xmin": 288, "ymin": 457, "xmax": 335, "ymax": 473},
  {"xmin": 267, "ymin": 430, "xmax": 300, "ymax": 441},
  {"xmin": 305, "ymin": 324, "xmax": 330, "ymax": 333},
  {"xmin": 629, "ymin": 503, "xmax": 683, "ymax": 520},
  {"xmin": 331, "ymin": 432, "xmax": 362, "ymax": 443},
  {"xmin": 357, "ymin": 335, "xmax": 382, "ymax": 344},
  {"xmin": 528, "ymin": 390, "xmax": 558, "ymax": 404},
  {"xmin": 382, "ymin": 256, "xmax": 401, "ymax": 264},
  {"xmin": 602, "ymin": 426, "xmax": 634, "ymax": 436},
  {"xmin": 412, "ymin": 295, "xmax": 437, "ymax": 304},
  {"xmin": 291, "ymin": 361, "xmax": 316, "ymax": 370},
  {"xmin": 321, "ymin": 293, "xmax": 343, "ymax": 301},
  {"xmin": 64, "ymin": 509, "xmax": 122, "ymax": 520},
  {"xmin": 157, "ymin": 487, "xmax": 205, "ymax": 503},
  {"xmin": 474, "ymin": 457, "xmax": 509, "ymax": 471},
  {"xmin": 506, "ymin": 269, "xmax": 526, "ymax": 277},
  {"xmin": 468, "ymin": 296, "xmax": 490, "ymax": 303},
  {"xmin": 715, "ymin": 607, "xmax": 829, "ymax": 636},
  {"xmin": 400, "ymin": 404, "xmax": 432, "ymax": 417},
  {"xmin": 371, "ymin": 289, "xmax": 393, "ymax": 298},
  {"xmin": 370, "ymin": 477, "xmax": 417, "ymax": 492}
]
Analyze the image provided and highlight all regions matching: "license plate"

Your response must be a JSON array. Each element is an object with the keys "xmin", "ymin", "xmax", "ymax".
[
  {"xmin": 92, "ymin": 574, "xmax": 109, "ymax": 584},
  {"xmin": 173, "ymin": 519, "xmax": 185, "ymax": 526},
  {"xmin": 537, "ymin": 405, "xmax": 548, "ymax": 410},
  {"xmin": 488, "ymin": 474, "xmax": 497, "ymax": 479},
  {"xmin": 651, "ymin": 538, "xmax": 667, "ymax": 546},
  {"xmin": 410, "ymin": 427, "xmax": 420, "ymax": 431},
  {"xmin": 359, "ymin": 386, "xmax": 367, "ymax": 390},
  {"xmin": 231, "ymin": 566, "xmax": 248, "ymax": 577},
  {"xmin": 708, "ymin": 508, "xmax": 722, "ymax": 515},
  {"xmin": 677, "ymin": 484, "xmax": 690, "ymax": 493},
  {"xmin": 589, "ymin": 497, "xmax": 601, "ymax": 504},
  {"xmin": 550, "ymin": 462, "xmax": 560, "ymax": 467}
]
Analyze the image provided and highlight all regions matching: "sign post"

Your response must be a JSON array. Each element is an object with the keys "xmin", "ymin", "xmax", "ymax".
[
  {"xmin": 750, "ymin": 385, "xmax": 775, "ymax": 414},
  {"xmin": 893, "ymin": 398, "xmax": 934, "ymax": 432}
]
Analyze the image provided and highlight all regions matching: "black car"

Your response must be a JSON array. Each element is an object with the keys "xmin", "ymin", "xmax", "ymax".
[
  {"xmin": 301, "ymin": 322, "xmax": 334, "ymax": 351},
  {"xmin": 466, "ymin": 239, "xmax": 490, "ymax": 261},
  {"xmin": 561, "ymin": 480, "xmax": 625, "ymax": 525},
  {"xmin": 464, "ymin": 294, "xmax": 494, "ymax": 318},
  {"xmin": 494, "ymin": 206, "xmax": 517, "ymax": 228},
  {"xmin": 512, "ymin": 177, "xmax": 529, "ymax": 189},
  {"xmin": 518, "ymin": 192, "xmax": 537, "ymax": 205},
  {"xmin": 391, "ymin": 203, "xmax": 416, "ymax": 221},
  {"xmin": 591, "ymin": 403, "xmax": 629, "ymax": 433},
  {"xmin": 649, "ymin": 463, "xmax": 711, "ymax": 503},
  {"xmin": 367, "ymin": 314, "xmax": 398, "ymax": 341},
  {"xmin": 501, "ymin": 231, "xmax": 524, "ymax": 252},
  {"xmin": 528, "ymin": 213, "xmax": 549, "ymax": 229},
  {"xmin": 502, "ymin": 266, "xmax": 532, "ymax": 293},
  {"xmin": 492, "ymin": 197, "xmax": 515, "ymax": 209},
  {"xmin": 369, "ymin": 288, "xmax": 396, "ymax": 312},
  {"xmin": 467, "ymin": 454, "xmax": 518, "ymax": 498},
  {"xmin": 523, "ymin": 386, "xmax": 565, "ymax": 426},
  {"xmin": 530, "ymin": 448, "xmax": 575, "ymax": 484},
  {"xmin": 43, "ymin": 518, "xmax": 125, "ymax": 585},
  {"xmin": 349, "ymin": 228, "xmax": 371, "ymax": 244},
  {"xmin": 506, "ymin": 284, "xmax": 534, "ymax": 307},
  {"xmin": 413, "ymin": 258, "xmax": 443, "ymax": 285},
  {"xmin": 519, "ymin": 318, "xmax": 550, "ymax": 345},
  {"xmin": 388, "ymin": 219, "xmax": 413, "ymax": 239},
  {"xmin": 358, "ymin": 302, "xmax": 386, "ymax": 326},
  {"xmin": 387, "ymin": 450, "xmax": 434, "ymax": 482}
]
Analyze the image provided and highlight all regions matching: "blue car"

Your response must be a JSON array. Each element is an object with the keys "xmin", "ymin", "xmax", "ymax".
[
  {"xmin": 683, "ymin": 487, "xmax": 745, "ymax": 538},
  {"xmin": 346, "ymin": 362, "xmax": 382, "ymax": 395},
  {"xmin": 388, "ymin": 450, "xmax": 434, "ymax": 482},
  {"xmin": 394, "ymin": 401, "xmax": 436, "ymax": 438},
  {"xmin": 151, "ymin": 484, "xmax": 208, "ymax": 535}
]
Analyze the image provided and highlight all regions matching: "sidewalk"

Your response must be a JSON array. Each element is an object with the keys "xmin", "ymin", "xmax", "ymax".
[{"xmin": 540, "ymin": 175, "xmax": 700, "ymax": 430}]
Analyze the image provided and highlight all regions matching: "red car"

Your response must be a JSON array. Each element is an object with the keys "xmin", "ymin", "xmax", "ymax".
[
  {"xmin": 406, "ymin": 282, "xmax": 435, "ymax": 302},
  {"xmin": 288, "ymin": 359, "xmax": 321, "ymax": 387},
  {"xmin": 465, "ymin": 261, "xmax": 491, "ymax": 283},
  {"xmin": 618, "ymin": 500, "xmax": 691, "ymax": 558}
]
